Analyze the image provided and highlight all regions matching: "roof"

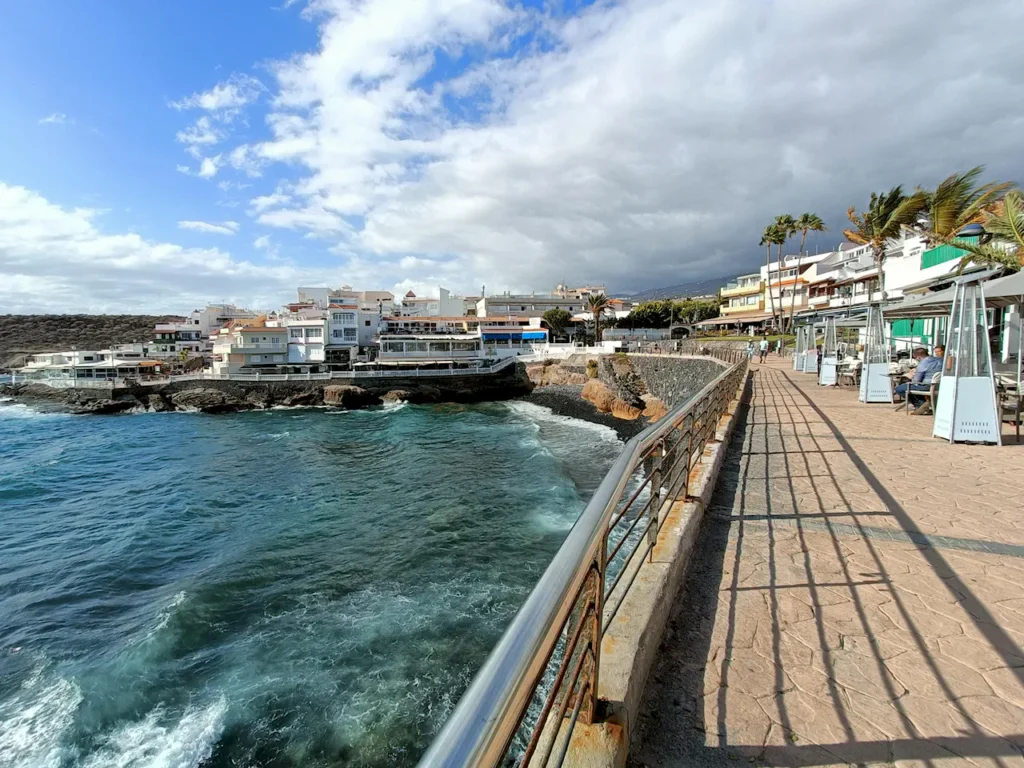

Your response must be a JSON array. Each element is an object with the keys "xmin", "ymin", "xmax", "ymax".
[
  {"xmin": 405, "ymin": 290, "xmax": 417, "ymax": 298},
  {"xmin": 239, "ymin": 326, "xmax": 287, "ymax": 333}
]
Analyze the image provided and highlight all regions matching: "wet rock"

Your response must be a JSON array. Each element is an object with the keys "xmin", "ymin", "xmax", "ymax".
[
  {"xmin": 69, "ymin": 397, "xmax": 139, "ymax": 415},
  {"xmin": 323, "ymin": 385, "xmax": 379, "ymax": 409},
  {"xmin": 144, "ymin": 393, "xmax": 172, "ymax": 413},
  {"xmin": 382, "ymin": 389, "xmax": 413, "ymax": 404},
  {"xmin": 281, "ymin": 390, "xmax": 320, "ymax": 407},
  {"xmin": 169, "ymin": 388, "xmax": 245, "ymax": 413}
]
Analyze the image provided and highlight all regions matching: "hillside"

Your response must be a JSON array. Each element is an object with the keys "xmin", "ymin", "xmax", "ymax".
[
  {"xmin": 627, "ymin": 275, "xmax": 732, "ymax": 301},
  {"xmin": 0, "ymin": 315, "xmax": 177, "ymax": 370}
]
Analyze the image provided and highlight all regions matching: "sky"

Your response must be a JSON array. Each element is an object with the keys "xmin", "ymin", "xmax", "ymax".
[{"xmin": 2, "ymin": 0, "xmax": 1024, "ymax": 314}]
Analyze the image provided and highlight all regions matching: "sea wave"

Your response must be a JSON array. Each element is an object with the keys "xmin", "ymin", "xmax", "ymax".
[
  {"xmin": 0, "ymin": 403, "xmax": 70, "ymax": 420},
  {"xmin": 81, "ymin": 697, "xmax": 228, "ymax": 768},
  {"xmin": 0, "ymin": 665, "xmax": 83, "ymax": 768},
  {"xmin": 504, "ymin": 400, "xmax": 622, "ymax": 443}
]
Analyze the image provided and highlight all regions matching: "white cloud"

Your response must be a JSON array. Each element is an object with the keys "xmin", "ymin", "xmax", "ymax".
[
  {"xmin": 198, "ymin": 156, "xmax": 221, "ymax": 179},
  {"xmin": 229, "ymin": 0, "xmax": 1024, "ymax": 294},
  {"xmin": 170, "ymin": 73, "xmax": 264, "ymax": 114},
  {"xmin": 0, "ymin": 182, "xmax": 466, "ymax": 313},
  {"xmin": 178, "ymin": 220, "xmax": 240, "ymax": 235},
  {"xmin": 249, "ymin": 191, "xmax": 292, "ymax": 212},
  {"xmin": 176, "ymin": 116, "xmax": 222, "ymax": 146},
  {"xmin": 38, "ymin": 112, "xmax": 72, "ymax": 125},
  {"xmin": 253, "ymin": 235, "xmax": 272, "ymax": 249}
]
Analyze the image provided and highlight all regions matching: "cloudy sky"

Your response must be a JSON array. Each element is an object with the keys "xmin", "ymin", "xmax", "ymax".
[{"xmin": 2, "ymin": 0, "xmax": 1023, "ymax": 314}]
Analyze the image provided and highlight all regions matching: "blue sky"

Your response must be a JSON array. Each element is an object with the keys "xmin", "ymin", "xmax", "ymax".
[{"xmin": 1, "ymin": 0, "xmax": 1023, "ymax": 313}]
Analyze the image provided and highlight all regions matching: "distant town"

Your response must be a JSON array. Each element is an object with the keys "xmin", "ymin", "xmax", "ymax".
[{"xmin": 7, "ymin": 218, "xmax": 1014, "ymax": 386}]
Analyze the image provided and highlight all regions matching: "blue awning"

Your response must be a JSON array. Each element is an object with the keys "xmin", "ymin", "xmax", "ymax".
[
  {"xmin": 522, "ymin": 332, "xmax": 547, "ymax": 340},
  {"xmin": 483, "ymin": 333, "xmax": 512, "ymax": 340}
]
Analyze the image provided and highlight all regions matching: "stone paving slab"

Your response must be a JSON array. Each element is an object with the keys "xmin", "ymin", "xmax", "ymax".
[{"xmin": 628, "ymin": 360, "xmax": 1024, "ymax": 768}]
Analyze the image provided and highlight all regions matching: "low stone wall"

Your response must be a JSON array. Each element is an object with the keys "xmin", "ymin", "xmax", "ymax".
[{"xmin": 626, "ymin": 354, "xmax": 728, "ymax": 407}]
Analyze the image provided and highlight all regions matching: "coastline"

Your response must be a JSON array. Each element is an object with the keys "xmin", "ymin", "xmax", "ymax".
[{"xmin": 520, "ymin": 384, "xmax": 650, "ymax": 441}]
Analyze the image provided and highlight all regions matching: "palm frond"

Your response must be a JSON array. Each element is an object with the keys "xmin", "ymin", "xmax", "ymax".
[
  {"xmin": 923, "ymin": 166, "xmax": 1015, "ymax": 239},
  {"xmin": 981, "ymin": 190, "xmax": 1024, "ymax": 248},
  {"xmin": 954, "ymin": 240, "xmax": 1022, "ymax": 274}
]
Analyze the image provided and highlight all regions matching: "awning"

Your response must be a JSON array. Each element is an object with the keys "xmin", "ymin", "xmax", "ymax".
[{"xmin": 697, "ymin": 313, "xmax": 773, "ymax": 326}]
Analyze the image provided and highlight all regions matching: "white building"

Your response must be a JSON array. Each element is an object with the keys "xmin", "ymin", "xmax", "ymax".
[
  {"xmin": 16, "ymin": 346, "xmax": 164, "ymax": 381},
  {"xmin": 297, "ymin": 286, "xmax": 396, "ymax": 316},
  {"xmin": 211, "ymin": 324, "xmax": 289, "ymax": 375},
  {"xmin": 759, "ymin": 251, "xmax": 833, "ymax": 316},
  {"xmin": 477, "ymin": 293, "xmax": 588, "ymax": 319},
  {"xmin": 399, "ymin": 287, "xmax": 466, "ymax": 317}
]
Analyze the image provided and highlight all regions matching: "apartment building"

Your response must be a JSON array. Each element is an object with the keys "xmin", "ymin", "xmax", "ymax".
[{"xmin": 211, "ymin": 323, "xmax": 289, "ymax": 375}]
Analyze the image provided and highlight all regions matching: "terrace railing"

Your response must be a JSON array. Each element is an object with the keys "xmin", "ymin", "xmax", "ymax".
[{"xmin": 418, "ymin": 352, "xmax": 747, "ymax": 768}]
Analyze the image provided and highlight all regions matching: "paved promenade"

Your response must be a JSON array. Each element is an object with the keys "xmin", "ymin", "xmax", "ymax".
[{"xmin": 630, "ymin": 358, "xmax": 1024, "ymax": 768}]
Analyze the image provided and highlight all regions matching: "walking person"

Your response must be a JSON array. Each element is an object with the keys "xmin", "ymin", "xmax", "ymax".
[
  {"xmin": 758, "ymin": 336, "xmax": 770, "ymax": 363},
  {"xmin": 746, "ymin": 340, "xmax": 755, "ymax": 360}
]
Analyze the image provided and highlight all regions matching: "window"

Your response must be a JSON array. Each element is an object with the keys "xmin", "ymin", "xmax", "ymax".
[
  {"xmin": 305, "ymin": 328, "xmax": 322, "ymax": 339},
  {"xmin": 272, "ymin": 336, "xmax": 280, "ymax": 345},
  {"xmin": 343, "ymin": 328, "xmax": 357, "ymax": 340},
  {"xmin": 290, "ymin": 329, "xmax": 302, "ymax": 338},
  {"xmin": 333, "ymin": 312, "xmax": 355, "ymax": 323},
  {"xmin": 332, "ymin": 329, "xmax": 345, "ymax": 339},
  {"xmin": 364, "ymin": 320, "xmax": 371, "ymax": 326}
]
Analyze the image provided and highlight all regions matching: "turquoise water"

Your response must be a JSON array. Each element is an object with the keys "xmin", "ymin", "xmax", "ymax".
[{"xmin": 0, "ymin": 398, "xmax": 623, "ymax": 767}]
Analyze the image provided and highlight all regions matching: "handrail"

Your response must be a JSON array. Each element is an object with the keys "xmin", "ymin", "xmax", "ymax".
[{"xmin": 418, "ymin": 349, "xmax": 747, "ymax": 767}]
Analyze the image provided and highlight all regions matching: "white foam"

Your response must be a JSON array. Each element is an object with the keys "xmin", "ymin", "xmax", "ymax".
[
  {"xmin": 505, "ymin": 400, "xmax": 622, "ymax": 443},
  {"xmin": 380, "ymin": 401, "xmax": 409, "ymax": 413},
  {"xmin": 150, "ymin": 591, "xmax": 187, "ymax": 636},
  {"xmin": 81, "ymin": 697, "xmax": 227, "ymax": 768},
  {"xmin": 0, "ymin": 403, "xmax": 70, "ymax": 420},
  {"xmin": 0, "ymin": 669, "xmax": 83, "ymax": 768}
]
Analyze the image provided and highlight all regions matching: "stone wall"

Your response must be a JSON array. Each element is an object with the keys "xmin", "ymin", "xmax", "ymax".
[{"xmin": 626, "ymin": 355, "xmax": 726, "ymax": 408}]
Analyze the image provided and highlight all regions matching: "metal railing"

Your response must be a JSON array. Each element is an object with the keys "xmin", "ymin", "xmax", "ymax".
[
  {"xmin": 418, "ymin": 352, "xmax": 747, "ymax": 768},
  {"xmin": 9, "ymin": 356, "xmax": 517, "ymax": 387}
]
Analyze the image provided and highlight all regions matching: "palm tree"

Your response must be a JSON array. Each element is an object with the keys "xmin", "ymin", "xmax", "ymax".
[
  {"xmin": 772, "ymin": 215, "xmax": 796, "ymax": 330},
  {"xmin": 759, "ymin": 225, "xmax": 778, "ymax": 327},
  {"xmin": 787, "ymin": 213, "xmax": 827, "ymax": 336},
  {"xmin": 586, "ymin": 293, "xmax": 612, "ymax": 343},
  {"xmin": 954, "ymin": 190, "xmax": 1024, "ymax": 273},
  {"xmin": 918, "ymin": 166, "xmax": 1014, "ymax": 247},
  {"xmin": 843, "ymin": 187, "xmax": 927, "ymax": 299}
]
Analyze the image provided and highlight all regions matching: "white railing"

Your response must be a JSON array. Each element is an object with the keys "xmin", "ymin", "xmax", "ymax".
[{"xmin": 9, "ymin": 357, "xmax": 517, "ymax": 389}]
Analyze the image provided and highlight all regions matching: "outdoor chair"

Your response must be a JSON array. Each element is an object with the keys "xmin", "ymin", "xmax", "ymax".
[
  {"xmin": 905, "ymin": 372, "xmax": 941, "ymax": 416},
  {"xmin": 997, "ymin": 376, "xmax": 1023, "ymax": 442},
  {"xmin": 837, "ymin": 359, "xmax": 861, "ymax": 388}
]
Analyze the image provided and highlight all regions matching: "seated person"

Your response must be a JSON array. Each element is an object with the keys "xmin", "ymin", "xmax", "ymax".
[{"xmin": 895, "ymin": 347, "xmax": 942, "ymax": 414}]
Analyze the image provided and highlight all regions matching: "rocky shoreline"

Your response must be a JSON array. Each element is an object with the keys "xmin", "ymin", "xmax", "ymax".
[
  {"xmin": 0, "ymin": 367, "xmax": 534, "ymax": 416},
  {"xmin": 520, "ymin": 384, "xmax": 651, "ymax": 441}
]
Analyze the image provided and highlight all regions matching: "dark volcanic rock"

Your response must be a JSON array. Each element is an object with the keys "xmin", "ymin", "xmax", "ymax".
[
  {"xmin": 323, "ymin": 385, "xmax": 380, "ymax": 408},
  {"xmin": 169, "ymin": 388, "xmax": 246, "ymax": 413},
  {"xmin": 382, "ymin": 389, "xmax": 413, "ymax": 404}
]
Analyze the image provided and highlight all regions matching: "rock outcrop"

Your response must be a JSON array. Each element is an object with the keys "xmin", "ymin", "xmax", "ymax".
[
  {"xmin": 323, "ymin": 385, "xmax": 379, "ymax": 408},
  {"xmin": 382, "ymin": 389, "xmax": 413, "ymax": 404},
  {"xmin": 582, "ymin": 378, "xmax": 616, "ymax": 413},
  {"xmin": 169, "ymin": 388, "xmax": 244, "ymax": 413}
]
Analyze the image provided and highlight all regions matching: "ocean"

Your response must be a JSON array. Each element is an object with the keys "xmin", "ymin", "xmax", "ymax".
[{"xmin": 0, "ymin": 397, "xmax": 624, "ymax": 768}]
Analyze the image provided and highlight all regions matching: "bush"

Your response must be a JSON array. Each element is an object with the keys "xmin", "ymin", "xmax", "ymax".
[{"xmin": 586, "ymin": 359, "xmax": 598, "ymax": 378}]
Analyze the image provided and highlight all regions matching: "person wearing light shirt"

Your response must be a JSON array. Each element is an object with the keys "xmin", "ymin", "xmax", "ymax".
[{"xmin": 895, "ymin": 346, "xmax": 944, "ymax": 413}]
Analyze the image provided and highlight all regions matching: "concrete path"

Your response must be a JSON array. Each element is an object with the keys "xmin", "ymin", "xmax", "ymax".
[{"xmin": 629, "ymin": 358, "xmax": 1024, "ymax": 768}]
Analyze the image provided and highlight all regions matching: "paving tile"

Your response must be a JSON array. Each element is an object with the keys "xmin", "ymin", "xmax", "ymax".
[{"xmin": 628, "ymin": 361, "xmax": 1024, "ymax": 768}]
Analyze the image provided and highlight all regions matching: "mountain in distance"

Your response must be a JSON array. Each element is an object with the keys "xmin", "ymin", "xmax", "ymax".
[{"xmin": 623, "ymin": 275, "xmax": 733, "ymax": 301}]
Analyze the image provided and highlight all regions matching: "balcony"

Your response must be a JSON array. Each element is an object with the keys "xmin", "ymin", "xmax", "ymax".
[
  {"xmin": 720, "ymin": 281, "xmax": 764, "ymax": 299},
  {"xmin": 721, "ymin": 301, "xmax": 764, "ymax": 316},
  {"xmin": 809, "ymin": 294, "xmax": 830, "ymax": 307}
]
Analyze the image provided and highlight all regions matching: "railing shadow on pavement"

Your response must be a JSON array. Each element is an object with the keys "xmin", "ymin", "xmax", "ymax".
[{"xmin": 627, "ymin": 364, "xmax": 1024, "ymax": 767}]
